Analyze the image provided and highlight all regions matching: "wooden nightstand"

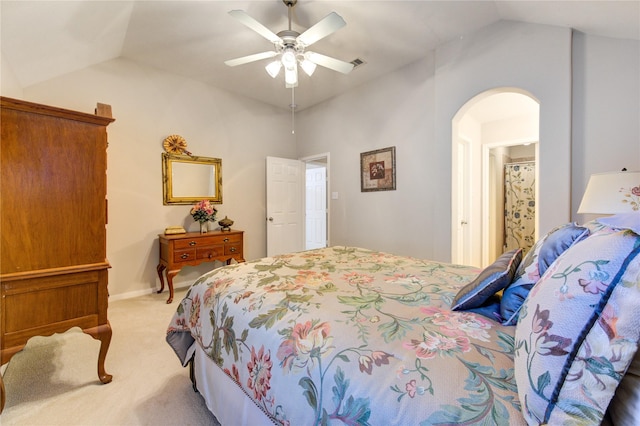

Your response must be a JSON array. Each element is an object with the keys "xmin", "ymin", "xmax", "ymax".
[{"xmin": 157, "ymin": 230, "xmax": 244, "ymax": 303}]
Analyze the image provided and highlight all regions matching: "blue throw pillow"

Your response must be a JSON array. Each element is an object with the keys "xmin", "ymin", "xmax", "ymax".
[
  {"xmin": 499, "ymin": 280, "xmax": 535, "ymax": 325},
  {"xmin": 451, "ymin": 249, "xmax": 522, "ymax": 311},
  {"xmin": 500, "ymin": 223, "xmax": 589, "ymax": 325},
  {"xmin": 466, "ymin": 295, "xmax": 502, "ymax": 322},
  {"xmin": 537, "ymin": 223, "xmax": 590, "ymax": 276}
]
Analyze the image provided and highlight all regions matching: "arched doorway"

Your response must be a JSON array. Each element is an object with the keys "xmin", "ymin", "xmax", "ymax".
[{"xmin": 451, "ymin": 88, "xmax": 540, "ymax": 267}]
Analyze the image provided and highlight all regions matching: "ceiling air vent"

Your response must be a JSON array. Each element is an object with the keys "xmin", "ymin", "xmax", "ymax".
[{"xmin": 350, "ymin": 58, "xmax": 366, "ymax": 69}]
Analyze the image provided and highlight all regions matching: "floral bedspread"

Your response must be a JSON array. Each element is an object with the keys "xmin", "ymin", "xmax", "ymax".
[{"xmin": 167, "ymin": 247, "xmax": 524, "ymax": 425}]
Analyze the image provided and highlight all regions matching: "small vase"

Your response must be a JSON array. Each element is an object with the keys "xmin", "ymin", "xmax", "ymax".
[
  {"xmin": 199, "ymin": 221, "xmax": 208, "ymax": 234},
  {"xmin": 218, "ymin": 216, "xmax": 234, "ymax": 232}
]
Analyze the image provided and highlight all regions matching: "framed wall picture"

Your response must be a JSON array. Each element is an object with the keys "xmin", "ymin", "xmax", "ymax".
[{"xmin": 360, "ymin": 146, "xmax": 396, "ymax": 192}]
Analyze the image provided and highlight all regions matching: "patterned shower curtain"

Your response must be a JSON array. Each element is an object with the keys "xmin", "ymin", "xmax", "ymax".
[{"xmin": 504, "ymin": 162, "xmax": 536, "ymax": 253}]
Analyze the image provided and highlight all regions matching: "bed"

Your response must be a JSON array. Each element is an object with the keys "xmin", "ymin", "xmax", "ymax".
[{"xmin": 167, "ymin": 215, "xmax": 640, "ymax": 425}]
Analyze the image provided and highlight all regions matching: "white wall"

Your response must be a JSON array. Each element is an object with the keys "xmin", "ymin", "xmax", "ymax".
[
  {"xmin": 14, "ymin": 58, "xmax": 294, "ymax": 298},
  {"xmin": 296, "ymin": 55, "xmax": 438, "ymax": 260},
  {"xmin": 298, "ymin": 21, "xmax": 576, "ymax": 263},
  {"xmin": 1, "ymin": 51, "xmax": 23, "ymax": 98},
  {"xmin": 435, "ymin": 21, "xmax": 573, "ymax": 256},
  {"xmin": 572, "ymin": 32, "xmax": 640, "ymax": 222},
  {"xmin": 483, "ymin": 115, "xmax": 539, "ymax": 147},
  {"xmin": 299, "ymin": 22, "xmax": 638, "ymax": 263}
]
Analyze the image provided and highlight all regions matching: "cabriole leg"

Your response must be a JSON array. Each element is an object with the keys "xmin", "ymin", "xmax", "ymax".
[
  {"xmin": 83, "ymin": 322, "xmax": 113, "ymax": 384},
  {"xmin": 157, "ymin": 263, "xmax": 166, "ymax": 294},
  {"xmin": 0, "ymin": 371, "xmax": 5, "ymax": 414}
]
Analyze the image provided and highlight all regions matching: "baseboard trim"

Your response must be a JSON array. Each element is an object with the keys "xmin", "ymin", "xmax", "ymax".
[
  {"xmin": 108, "ymin": 288, "xmax": 155, "ymax": 302},
  {"xmin": 108, "ymin": 285, "xmax": 191, "ymax": 302}
]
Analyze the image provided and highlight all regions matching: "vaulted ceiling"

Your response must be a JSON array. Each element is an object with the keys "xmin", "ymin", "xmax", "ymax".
[{"xmin": 2, "ymin": 1, "xmax": 639, "ymax": 110}]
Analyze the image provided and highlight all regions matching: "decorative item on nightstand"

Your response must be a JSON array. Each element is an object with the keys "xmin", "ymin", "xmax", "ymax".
[
  {"xmin": 218, "ymin": 216, "xmax": 234, "ymax": 231},
  {"xmin": 164, "ymin": 226, "xmax": 186, "ymax": 235},
  {"xmin": 190, "ymin": 199, "xmax": 218, "ymax": 233},
  {"xmin": 578, "ymin": 168, "xmax": 640, "ymax": 215}
]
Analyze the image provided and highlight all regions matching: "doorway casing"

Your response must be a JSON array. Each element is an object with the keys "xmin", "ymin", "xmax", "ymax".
[
  {"xmin": 451, "ymin": 88, "xmax": 540, "ymax": 267},
  {"xmin": 301, "ymin": 152, "xmax": 330, "ymax": 250},
  {"xmin": 265, "ymin": 153, "xmax": 330, "ymax": 256}
]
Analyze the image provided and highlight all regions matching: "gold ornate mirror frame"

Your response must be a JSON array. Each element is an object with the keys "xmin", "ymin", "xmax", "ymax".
[{"xmin": 162, "ymin": 153, "xmax": 222, "ymax": 205}]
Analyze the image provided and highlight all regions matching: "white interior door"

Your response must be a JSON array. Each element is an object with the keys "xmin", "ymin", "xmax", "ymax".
[
  {"xmin": 305, "ymin": 165, "xmax": 327, "ymax": 250},
  {"xmin": 266, "ymin": 156, "xmax": 305, "ymax": 256}
]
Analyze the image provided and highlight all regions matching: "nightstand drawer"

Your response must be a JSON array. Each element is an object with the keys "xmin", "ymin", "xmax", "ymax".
[
  {"xmin": 225, "ymin": 242, "xmax": 242, "ymax": 256},
  {"xmin": 173, "ymin": 248, "xmax": 195, "ymax": 262},
  {"xmin": 219, "ymin": 234, "xmax": 242, "ymax": 244},
  {"xmin": 175, "ymin": 236, "xmax": 221, "ymax": 249},
  {"xmin": 197, "ymin": 245, "xmax": 225, "ymax": 260}
]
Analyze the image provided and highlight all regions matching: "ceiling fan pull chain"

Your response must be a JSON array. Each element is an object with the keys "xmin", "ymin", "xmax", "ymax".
[{"xmin": 290, "ymin": 88, "xmax": 296, "ymax": 134}]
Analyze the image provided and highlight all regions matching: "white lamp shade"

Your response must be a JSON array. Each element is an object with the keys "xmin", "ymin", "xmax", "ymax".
[
  {"xmin": 284, "ymin": 66, "xmax": 298, "ymax": 88},
  {"xmin": 265, "ymin": 61, "xmax": 282, "ymax": 78},
  {"xmin": 281, "ymin": 48, "xmax": 296, "ymax": 69},
  {"xmin": 578, "ymin": 170, "xmax": 640, "ymax": 214},
  {"xmin": 299, "ymin": 59, "xmax": 317, "ymax": 76}
]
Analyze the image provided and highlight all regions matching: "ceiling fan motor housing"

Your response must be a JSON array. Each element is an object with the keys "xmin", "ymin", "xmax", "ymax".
[
  {"xmin": 277, "ymin": 30, "xmax": 300, "ymax": 45},
  {"xmin": 277, "ymin": 30, "xmax": 305, "ymax": 62}
]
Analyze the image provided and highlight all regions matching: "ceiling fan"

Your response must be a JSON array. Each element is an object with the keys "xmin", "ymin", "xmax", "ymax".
[{"xmin": 224, "ymin": 0, "xmax": 354, "ymax": 88}]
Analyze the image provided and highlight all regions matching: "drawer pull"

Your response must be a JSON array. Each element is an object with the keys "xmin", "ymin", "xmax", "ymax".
[
  {"xmin": 181, "ymin": 253, "xmax": 190, "ymax": 259},
  {"xmin": 223, "ymin": 238, "xmax": 229, "ymax": 242},
  {"xmin": 208, "ymin": 254, "xmax": 213, "ymax": 259},
  {"xmin": 230, "ymin": 247, "xmax": 236, "ymax": 252},
  {"xmin": 189, "ymin": 241, "xmax": 196, "ymax": 246}
]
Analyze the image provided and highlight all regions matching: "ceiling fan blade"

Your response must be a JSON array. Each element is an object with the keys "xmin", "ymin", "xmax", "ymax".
[
  {"xmin": 225, "ymin": 51, "xmax": 278, "ymax": 67},
  {"xmin": 305, "ymin": 52, "xmax": 354, "ymax": 74},
  {"xmin": 297, "ymin": 12, "xmax": 346, "ymax": 47},
  {"xmin": 228, "ymin": 10, "xmax": 281, "ymax": 44}
]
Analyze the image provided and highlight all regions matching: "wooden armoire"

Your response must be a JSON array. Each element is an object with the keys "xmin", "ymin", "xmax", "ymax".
[{"xmin": 0, "ymin": 97, "xmax": 115, "ymax": 412}]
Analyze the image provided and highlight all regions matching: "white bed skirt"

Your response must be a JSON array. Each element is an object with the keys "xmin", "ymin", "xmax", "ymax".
[{"xmin": 193, "ymin": 344, "xmax": 273, "ymax": 425}]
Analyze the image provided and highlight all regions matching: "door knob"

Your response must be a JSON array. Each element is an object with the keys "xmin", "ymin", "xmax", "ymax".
[{"xmin": 268, "ymin": 217, "xmax": 274, "ymax": 222}]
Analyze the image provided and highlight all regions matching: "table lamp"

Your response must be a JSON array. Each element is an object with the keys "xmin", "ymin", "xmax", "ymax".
[{"xmin": 578, "ymin": 169, "xmax": 640, "ymax": 215}]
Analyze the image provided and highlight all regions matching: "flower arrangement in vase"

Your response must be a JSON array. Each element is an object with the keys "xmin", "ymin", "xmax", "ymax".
[{"xmin": 190, "ymin": 200, "xmax": 217, "ymax": 233}]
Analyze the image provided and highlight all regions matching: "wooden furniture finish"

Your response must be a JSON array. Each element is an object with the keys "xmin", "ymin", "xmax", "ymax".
[
  {"xmin": 157, "ymin": 230, "xmax": 244, "ymax": 303},
  {"xmin": 0, "ymin": 97, "xmax": 115, "ymax": 413}
]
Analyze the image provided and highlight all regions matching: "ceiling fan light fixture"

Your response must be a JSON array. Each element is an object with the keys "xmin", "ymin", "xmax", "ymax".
[
  {"xmin": 299, "ymin": 58, "xmax": 317, "ymax": 76},
  {"xmin": 285, "ymin": 66, "xmax": 298, "ymax": 87},
  {"xmin": 282, "ymin": 48, "xmax": 297, "ymax": 69},
  {"xmin": 265, "ymin": 60, "xmax": 282, "ymax": 78}
]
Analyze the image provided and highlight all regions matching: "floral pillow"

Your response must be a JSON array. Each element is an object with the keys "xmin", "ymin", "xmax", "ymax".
[
  {"xmin": 514, "ymin": 227, "xmax": 640, "ymax": 425},
  {"xmin": 597, "ymin": 212, "xmax": 640, "ymax": 235},
  {"xmin": 451, "ymin": 248, "xmax": 522, "ymax": 311},
  {"xmin": 582, "ymin": 218, "xmax": 613, "ymax": 235},
  {"xmin": 500, "ymin": 223, "xmax": 589, "ymax": 325},
  {"xmin": 605, "ymin": 349, "xmax": 640, "ymax": 425}
]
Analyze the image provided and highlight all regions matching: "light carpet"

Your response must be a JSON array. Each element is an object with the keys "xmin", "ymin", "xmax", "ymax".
[{"xmin": 1, "ymin": 288, "xmax": 221, "ymax": 425}]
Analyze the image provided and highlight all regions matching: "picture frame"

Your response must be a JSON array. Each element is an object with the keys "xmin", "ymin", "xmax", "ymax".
[
  {"xmin": 360, "ymin": 146, "xmax": 396, "ymax": 192},
  {"xmin": 162, "ymin": 153, "xmax": 222, "ymax": 205}
]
